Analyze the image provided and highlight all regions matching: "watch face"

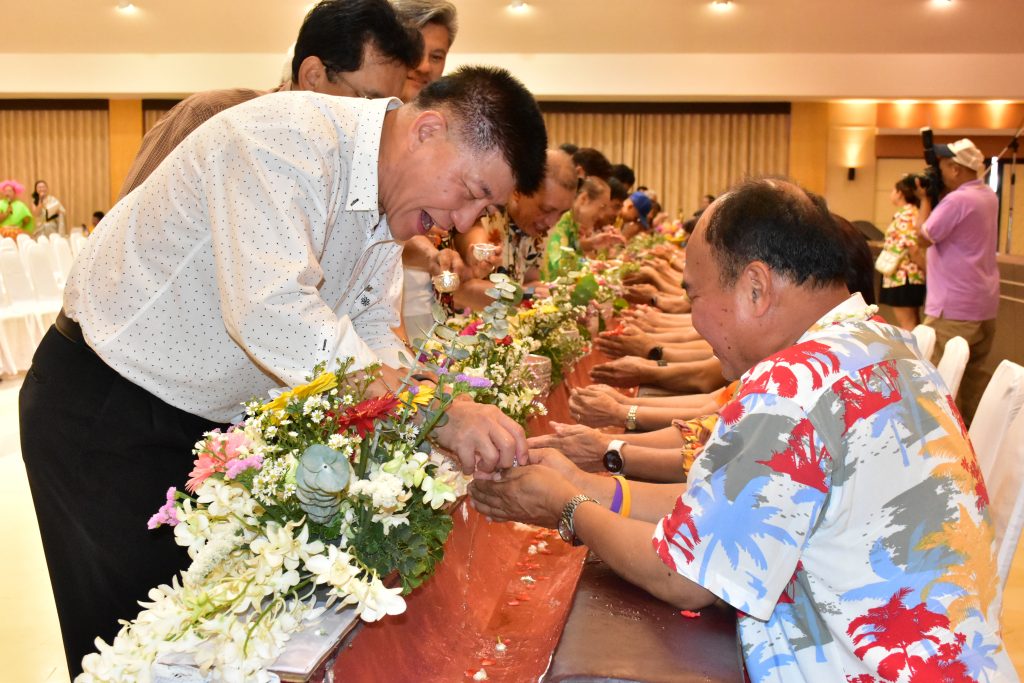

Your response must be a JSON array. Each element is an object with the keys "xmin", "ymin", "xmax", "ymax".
[
  {"xmin": 603, "ymin": 448, "xmax": 624, "ymax": 473},
  {"xmin": 557, "ymin": 518, "xmax": 574, "ymax": 543}
]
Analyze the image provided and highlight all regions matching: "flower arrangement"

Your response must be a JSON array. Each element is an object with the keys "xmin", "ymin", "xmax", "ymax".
[
  {"xmin": 78, "ymin": 357, "xmax": 479, "ymax": 683},
  {"xmin": 512, "ymin": 289, "xmax": 589, "ymax": 387},
  {"xmin": 420, "ymin": 273, "xmax": 546, "ymax": 426}
]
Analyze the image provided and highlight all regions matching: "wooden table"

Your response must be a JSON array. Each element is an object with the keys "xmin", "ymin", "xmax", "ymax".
[{"xmin": 328, "ymin": 352, "xmax": 741, "ymax": 682}]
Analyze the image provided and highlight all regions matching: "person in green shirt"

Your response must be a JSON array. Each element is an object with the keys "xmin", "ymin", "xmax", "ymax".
[
  {"xmin": 0, "ymin": 179, "xmax": 35, "ymax": 234},
  {"xmin": 541, "ymin": 175, "xmax": 611, "ymax": 280}
]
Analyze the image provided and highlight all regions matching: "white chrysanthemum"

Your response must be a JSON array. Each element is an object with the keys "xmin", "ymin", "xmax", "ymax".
[{"xmin": 349, "ymin": 470, "xmax": 409, "ymax": 513}]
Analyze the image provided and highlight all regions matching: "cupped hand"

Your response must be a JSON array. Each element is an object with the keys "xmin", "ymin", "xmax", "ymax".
[
  {"xmin": 434, "ymin": 400, "xmax": 527, "ymax": 474},
  {"xmin": 469, "ymin": 464, "xmax": 578, "ymax": 527},
  {"xmin": 527, "ymin": 422, "xmax": 611, "ymax": 472}
]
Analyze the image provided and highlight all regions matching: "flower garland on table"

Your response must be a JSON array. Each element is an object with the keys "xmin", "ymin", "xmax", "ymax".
[
  {"xmin": 420, "ymin": 273, "xmax": 547, "ymax": 426},
  {"xmin": 78, "ymin": 353, "xmax": 481, "ymax": 683}
]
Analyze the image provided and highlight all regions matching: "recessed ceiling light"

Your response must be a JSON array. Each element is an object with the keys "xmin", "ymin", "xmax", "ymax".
[
  {"xmin": 931, "ymin": 0, "xmax": 953, "ymax": 7},
  {"xmin": 711, "ymin": 1, "xmax": 734, "ymax": 13},
  {"xmin": 116, "ymin": 2, "xmax": 138, "ymax": 13},
  {"xmin": 508, "ymin": 1, "xmax": 530, "ymax": 13}
]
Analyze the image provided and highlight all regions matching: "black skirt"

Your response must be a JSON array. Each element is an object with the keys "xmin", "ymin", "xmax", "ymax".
[{"xmin": 880, "ymin": 283, "xmax": 926, "ymax": 307}]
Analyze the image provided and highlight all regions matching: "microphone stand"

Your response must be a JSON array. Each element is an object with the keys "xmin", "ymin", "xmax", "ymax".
[{"xmin": 994, "ymin": 117, "xmax": 1024, "ymax": 254}]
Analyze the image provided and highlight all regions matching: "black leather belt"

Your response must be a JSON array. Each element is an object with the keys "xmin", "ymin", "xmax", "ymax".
[{"xmin": 55, "ymin": 309, "xmax": 87, "ymax": 346}]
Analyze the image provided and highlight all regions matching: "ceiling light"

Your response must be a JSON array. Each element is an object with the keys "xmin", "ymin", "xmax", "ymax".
[
  {"xmin": 931, "ymin": 0, "xmax": 953, "ymax": 7},
  {"xmin": 116, "ymin": 2, "xmax": 138, "ymax": 13},
  {"xmin": 711, "ymin": 1, "xmax": 734, "ymax": 13},
  {"xmin": 508, "ymin": 1, "xmax": 530, "ymax": 13}
]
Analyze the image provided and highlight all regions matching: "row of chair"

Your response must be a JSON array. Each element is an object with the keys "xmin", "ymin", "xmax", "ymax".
[
  {"xmin": 0, "ymin": 234, "xmax": 82, "ymax": 374},
  {"xmin": 910, "ymin": 323, "xmax": 1024, "ymax": 623}
]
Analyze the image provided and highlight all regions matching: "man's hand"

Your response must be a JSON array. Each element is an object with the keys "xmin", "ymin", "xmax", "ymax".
[
  {"xmin": 623, "ymin": 283, "xmax": 660, "ymax": 305},
  {"xmin": 568, "ymin": 386, "xmax": 628, "ymax": 429},
  {"xmin": 463, "ymin": 242, "xmax": 503, "ymax": 279},
  {"xmin": 431, "ymin": 248, "xmax": 472, "ymax": 281},
  {"xmin": 524, "ymin": 446, "xmax": 586, "ymax": 483},
  {"xmin": 433, "ymin": 400, "xmax": 527, "ymax": 475},
  {"xmin": 595, "ymin": 323, "xmax": 651, "ymax": 358},
  {"xmin": 528, "ymin": 422, "xmax": 611, "ymax": 472},
  {"xmin": 469, "ymin": 464, "xmax": 578, "ymax": 527},
  {"xmin": 590, "ymin": 356, "xmax": 653, "ymax": 387}
]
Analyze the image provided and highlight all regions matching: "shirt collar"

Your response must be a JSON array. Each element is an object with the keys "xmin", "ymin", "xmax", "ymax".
[
  {"xmin": 798, "ymin": 292, "xmax": 877, "ymax": 340},
  {"xmin": 344, "ymin": 97, "xmax": 402, "ymax": 233}
]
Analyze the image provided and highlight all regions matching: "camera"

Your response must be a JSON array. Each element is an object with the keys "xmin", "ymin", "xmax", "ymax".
[{"xmin": 916, "ymin": 127, "xmax": 945, "ymax": 207}]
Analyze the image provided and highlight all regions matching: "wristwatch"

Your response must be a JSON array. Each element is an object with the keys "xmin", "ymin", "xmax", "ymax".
[
  {"xmin": 625, "ymin": 404, "xmax": 639, "ymax": 431},
  {"xmin": 647, "ymin": 346, "xmax": 664, "ymax": 361},
  {"xmin": 558, "ymin": 493, "xmax": 597, "ymax": 546},
  {"xmin": 603, "ymin": 439, "xmax": 626, "ymax": 474}
]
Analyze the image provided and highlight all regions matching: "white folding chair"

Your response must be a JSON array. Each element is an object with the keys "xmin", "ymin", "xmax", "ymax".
[
  {"xmin": 0, "ymin": 249, "xmax": 43, "ymax": 372},
  {"xmin": 910, "ymin": 324, "xmax": 936, "ymax": 361},
  {"xmin": 24, "ymin": 241, "xmax": 62, "ymax": 327},
  {"xmin": 70, "ymin": 232, "xmax": 88, "ymax": 258},
  {"xmin": 970, "ymin": 360, "xmax": 1024, "ymax": 485},
  {"xmin": 984, "ymin": 407, "xmax": 1024, "ymax": 622},
  {"xmin": 49, "ymin": 234, "xmax": 74, "ymax": 286},
  {"xmin": 935, "ymin": 336, "xmax": 969, "ymax": 399}
]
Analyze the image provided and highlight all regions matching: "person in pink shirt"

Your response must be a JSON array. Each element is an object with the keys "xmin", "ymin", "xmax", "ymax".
[{"xmin": 913, "ymin": 137, "xmax": 999, "ymax": 424}]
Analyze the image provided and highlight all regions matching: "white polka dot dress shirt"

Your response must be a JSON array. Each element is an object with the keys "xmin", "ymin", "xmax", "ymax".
[{"xmin": 65, "ymin": 92, "xmax": 407, "ymax": 422}]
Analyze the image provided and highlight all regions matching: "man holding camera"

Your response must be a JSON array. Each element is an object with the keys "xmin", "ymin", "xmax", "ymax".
[{"xmin": 914, "ymin": 138, "xmax": 999, "ymax": 424}]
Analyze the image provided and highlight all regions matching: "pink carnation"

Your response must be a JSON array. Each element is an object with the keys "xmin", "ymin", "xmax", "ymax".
[{"xmin": 186, "ymin": 427, "xmax": 256, "ymax": 492}]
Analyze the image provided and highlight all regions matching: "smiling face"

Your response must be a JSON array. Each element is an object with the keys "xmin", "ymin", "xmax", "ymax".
[
  {"xmin": 509, "ymin": 176, "xmax": 576, "ymax": 238},
  {"xmin": 401, "ymin": 22, "xmax": 450, "ymax": 101},
  {"xmin": 35, "ymin": 181, "xmax": 48, "ymax": 198},
  {"xmin": 380, "ymin": 110, "xmax": 515, "ymax": 242},
  {"xmin": 682, "ymin": 208, "xmax": 760, "ymax": 381}
]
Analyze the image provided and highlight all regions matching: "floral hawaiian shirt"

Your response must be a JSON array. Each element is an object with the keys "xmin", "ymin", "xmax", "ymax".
[
  {"xmin": 881, "ymin": 204, "xmax": 925, "ymax": 289},
  {"xmin": 652, "ymin": 294, "xmax": 1016, "ymax": 683}
]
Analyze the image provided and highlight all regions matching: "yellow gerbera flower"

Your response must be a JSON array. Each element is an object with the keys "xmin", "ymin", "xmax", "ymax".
[
  {"xmin": 398, "ymin": 384, "xmax": 436, "ymax": 414},
  {"xmin": 260, "ymin": 372, "xmax": 338, "ymax": 414}
]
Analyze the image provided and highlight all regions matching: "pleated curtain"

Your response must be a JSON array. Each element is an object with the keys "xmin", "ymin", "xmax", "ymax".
[
  {"xmin": 0, "ymin": 106, "xmax": 110, "ymax": 230},
  {"xmin": 543, "ymin": 110, "xmax": 790, "ymax": 219}
]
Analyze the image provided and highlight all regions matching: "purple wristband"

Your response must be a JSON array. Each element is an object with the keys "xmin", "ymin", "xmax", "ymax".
[{"xmin": 609, "ymin": 476, "xmax": 624, "ymax": 514}]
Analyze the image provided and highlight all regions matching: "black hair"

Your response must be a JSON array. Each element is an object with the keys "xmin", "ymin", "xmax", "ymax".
[
  {"xmin": 92, "ymin": 211, "xmax": 105, "ymax": 220},
  {"xmin": 610, "ymin": 163, "xmax": 635, "ymax": 188},
  {"xmin": 607, "ymin": 176, "xmax": 630, "ymax": 202},
  {"xmin": 415, "ymin": 66, "xmax": 548, "ymax": 195},
  {"xmin": 559, "ymin": 142, "xmax": 579, "ymax": 156},
  {"xmin": 682, "ymin": 215, "xmax": 700, "ymax": 235},
  {"xmin": 894, "ymin": 176, "xmax": 921, "ymax": 207},
  {"xmin": 831, "ymin": 213, "xmax": 876, "ymax": 305},
  {"xmin": 571, "ymin": 148, "xmax": 612, "ymax": 180},
  {"xmin": 704, "ymin": 179, "xmax": 847, "ymax": 290},
  {"xmin": 291, "ymin": 0, "xmax": 423, "ymax": 83},
  {"xmin": 703, "ymin": 194, "xmax": 715, "ymax": 203}
]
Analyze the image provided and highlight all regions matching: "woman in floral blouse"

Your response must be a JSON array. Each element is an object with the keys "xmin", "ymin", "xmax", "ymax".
[{"xmin": 878, "ymin": 175, "xmax": 924, "ymax": 330}]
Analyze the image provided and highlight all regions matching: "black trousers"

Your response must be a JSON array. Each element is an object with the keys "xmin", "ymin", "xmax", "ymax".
[{"xmin": 20, "ymin": 327, "xmax": 226, "ymax": 677}]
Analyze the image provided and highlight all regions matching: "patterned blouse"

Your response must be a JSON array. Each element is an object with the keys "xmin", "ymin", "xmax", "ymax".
[
  {"xmin": 652, "ymin": 294, "xmax": 1014, "ymax": 682},
  {"xmin": 881, "ymin": 204, "xmax": 925, "ymax": 288}
]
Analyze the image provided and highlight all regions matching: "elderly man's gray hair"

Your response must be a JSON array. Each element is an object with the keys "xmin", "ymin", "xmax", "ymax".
[{"xmin": 390, "ymin": 0, "xmax": 458, "ymax": 44}]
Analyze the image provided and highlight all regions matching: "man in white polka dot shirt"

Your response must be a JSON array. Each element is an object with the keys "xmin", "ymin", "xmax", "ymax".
[{"xmin": 22, "ymin": 66, "xmax": 548, "ymax": 676}]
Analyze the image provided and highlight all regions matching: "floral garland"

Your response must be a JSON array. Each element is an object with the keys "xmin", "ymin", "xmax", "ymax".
[{"xmin": 78, "ymin": 352, "xmax": 483, "ymax": 683}]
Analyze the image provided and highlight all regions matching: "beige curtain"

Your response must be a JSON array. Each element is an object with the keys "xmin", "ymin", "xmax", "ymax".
[
  {"xmin": 543, "ymin": 110, "xmax": 790, "ymax": 219},
  {"xmin": 0, "ymin": 105, "xmax": 110, "ymax": 230}
]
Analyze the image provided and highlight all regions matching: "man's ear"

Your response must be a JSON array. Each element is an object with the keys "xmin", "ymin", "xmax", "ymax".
[
  {"xmin": 295, "ymin": 56, "xmax": 328, "ymax": 91},
  {"xmin": 407, "ymin": 110, "xmax": 448, "ymax": 151},
  {"xmin": 741, "ymin": 260, "xmax": 773, "ymax": 317}
]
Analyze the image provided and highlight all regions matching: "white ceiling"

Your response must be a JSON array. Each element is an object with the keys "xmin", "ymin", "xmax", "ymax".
[
  {"xmin": 9, "ymin": 0, "xmax": 1024, "ymax": 55},
  {"xmin": 4, "ymin": 0, "xmax": 1024, "ymax": 100}
]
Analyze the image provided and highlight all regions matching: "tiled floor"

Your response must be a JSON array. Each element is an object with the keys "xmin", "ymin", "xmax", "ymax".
[{"xmin": 0, "ymin": 372, "xmax": 1021, "ymax": 681}]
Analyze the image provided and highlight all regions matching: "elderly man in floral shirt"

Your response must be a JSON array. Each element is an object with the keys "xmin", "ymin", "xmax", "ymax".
[{"xmin": 471, "ymin": 179, "xmax": 1017, "ymax": 682}]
